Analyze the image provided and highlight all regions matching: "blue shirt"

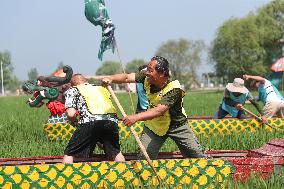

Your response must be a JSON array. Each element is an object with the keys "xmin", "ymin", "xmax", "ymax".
[
  {"xmin": 221, "ymin": 89, "xmax": 250, "ymax": 117},
  {"xmin": 136, "ymin": 83, "xmax": 149, "ymax": 111}
]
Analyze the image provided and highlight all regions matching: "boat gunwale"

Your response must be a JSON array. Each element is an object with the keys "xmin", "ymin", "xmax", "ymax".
[{"xmin": 1, "ymin": 150, "xmax": 283, "ymax": 166}]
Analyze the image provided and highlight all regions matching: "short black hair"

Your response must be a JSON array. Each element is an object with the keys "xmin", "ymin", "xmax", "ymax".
[{"xmin": 151, "ymin": 56, "xmax": 170, "ymax": 77}]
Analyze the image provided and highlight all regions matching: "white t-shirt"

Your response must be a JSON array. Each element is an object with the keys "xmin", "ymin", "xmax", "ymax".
[{"xmin": 257, "ymin": 79, "xmax": 284, "ymax": 103}]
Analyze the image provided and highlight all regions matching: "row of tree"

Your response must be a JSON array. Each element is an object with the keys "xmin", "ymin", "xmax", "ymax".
[
  {"xmin": 211, "ymin": 0, "xmax": 284, "ymax": 81},
  {"xmin": 0, "ymin": 53, "xmax": 65, "ymax": 94},
  {"xmin": 0, "ymin": 51, "xmax": 21, "ymax": 92},
  {"xmin": 95, "ymin": 39, "xmax": 205, "ymax": 90},
  {"xmin": 1, "ymin": 0, "xmax": 283, "ymax": 92},
  {"xmin": 96, "ymin": 1, "xmax": 284, "ymax": 89}
]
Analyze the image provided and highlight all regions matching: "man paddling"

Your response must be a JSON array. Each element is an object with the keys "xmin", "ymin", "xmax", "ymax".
[
  {"xmin": 243, "ymin": 74, "xmax": 284, "ymax": 123},
  {"xmin": 213, "ymin": 78, "xmax": 262, "ymax": 119},
  {"xmin": 101, "ymin": 56, "xmax": 205, "ymax": 159},
  {"xmin": 63, "ymin": 74, "xmax": 125, "ymax": 163}
]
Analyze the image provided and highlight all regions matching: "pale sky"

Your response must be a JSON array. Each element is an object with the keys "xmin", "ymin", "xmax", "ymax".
[{"xmin": 0, "ymin": 0, "xmax": 271, "ymax": 80}]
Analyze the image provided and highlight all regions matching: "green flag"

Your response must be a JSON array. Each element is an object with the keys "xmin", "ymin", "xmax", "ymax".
[{"xmin": 85, "ymin": 0, "xmax": 116, "ymax": 60}]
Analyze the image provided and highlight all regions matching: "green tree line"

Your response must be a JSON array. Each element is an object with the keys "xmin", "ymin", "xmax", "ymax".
[
  {"xmin": 0, "ymin": 51, "xmax": 20, "ymax": 92},
  {"xmin": 211, "ymin": 0, "xmax": 284, "ymax": 82},
  {"xmin": 2, "ymin": 0, "xmax": 283, "ymax": 92},
  {"xmin": 96, "ymin": 1, "xmax": 284, "ymax": 89},
  {"xmin": 95, "ymin": 39, "xmax": 205, "ymax": 90}
]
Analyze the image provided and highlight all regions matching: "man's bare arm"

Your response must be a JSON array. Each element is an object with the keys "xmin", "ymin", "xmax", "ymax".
[
  {"xmin": 136, "ymin": 104, "xmax": 168, "ymax": 121},
  {"xmin": 66, "ymin": 108, "xmax": 77, "ymax": 121},
  {"xmin": 102, "ymin": 73, "xmax": 136, "ymax": 85},
  {"xmin": 243, "ymin": 74, "xmax": 265, "ymax": 83},
  {"xmin": 249, "ymin": 99, "xmax": 263, "ymax": 115},
  {"xmin": 122, "ymin": 104, "xmax": 169, "ymax": 126}
]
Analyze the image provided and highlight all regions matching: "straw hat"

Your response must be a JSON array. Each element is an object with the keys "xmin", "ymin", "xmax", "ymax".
[{"xmin": 226, "ymin": 78, "xmax": 248, "ymax": 94}]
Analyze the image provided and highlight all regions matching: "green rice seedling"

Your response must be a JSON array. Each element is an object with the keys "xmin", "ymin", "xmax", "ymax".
[
  {"xmin": 0, "ymin": 91, "xmax": 281, "ymax": 158},
  {"xmin": 0, "ymin": 92, "xmax": 283, "ymax": 188}
]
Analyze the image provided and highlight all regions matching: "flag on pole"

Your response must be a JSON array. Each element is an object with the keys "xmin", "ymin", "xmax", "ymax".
[
  {"xmin": 271, "ymin": 57, "xmax": 284, "ymax": 72},
  {"xmin": 85, "ymin": 0, "xmax": 116, "ymax": 60}
]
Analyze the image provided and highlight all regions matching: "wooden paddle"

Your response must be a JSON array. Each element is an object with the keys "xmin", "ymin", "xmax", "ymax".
[
  {"xmin": 241, "ymin": 106, "xmax": 283, "ymax": 132},
  {"xmin": 106, "ymin": 85, "xmax": 162, "ymax": 184}
]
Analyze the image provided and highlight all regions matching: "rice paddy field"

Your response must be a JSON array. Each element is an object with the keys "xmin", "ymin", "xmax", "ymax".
[{"xmin": 0, "ymin": 90, "xmax": 283, "ymax": 188}]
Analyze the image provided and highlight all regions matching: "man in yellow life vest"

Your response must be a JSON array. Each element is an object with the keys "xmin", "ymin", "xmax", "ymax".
[
  {"xmin": 63, "ymin": 74, "xmax": 125, "ymax": 163},
  {"xmin": 102, "ymin": 56, "xmax": 205, "ymax": 159}
]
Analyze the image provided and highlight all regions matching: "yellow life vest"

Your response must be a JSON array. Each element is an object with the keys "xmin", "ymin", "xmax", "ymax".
[
  {"xmin": 76, "ymin": 83, "xmax": 116, "ymax": 115},
  {"xmin": 144, "ymin": 79, "xmax": 186, "ymax": 136}
]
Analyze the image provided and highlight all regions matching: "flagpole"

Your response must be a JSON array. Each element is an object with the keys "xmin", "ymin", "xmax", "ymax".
[
  {"xmin": 1, "ymin": 61, "xmax": 4, "ymax": 96},
  {"xmin": 114, "ymin": 39, "xmax": 136, "ymax": 114},
  {"xmin": 107, "ymin": 85, "xmax": 162, "ymax": 185},
  {"xmin": 282, "ymin": 46, "xmax": 284, "ymax": 93},
  {"xmin": 280, "ymin": 37, "xmax": 284, "ymax": 92}
]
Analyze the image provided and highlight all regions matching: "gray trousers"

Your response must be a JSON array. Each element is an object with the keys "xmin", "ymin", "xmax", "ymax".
[
  {"xmin": 263, "ymin": 101, "xmax": 284, "ymax": 118},
  {"xmin": 139, "ymin": 122, "xmax": 205, "ymax": 159}
]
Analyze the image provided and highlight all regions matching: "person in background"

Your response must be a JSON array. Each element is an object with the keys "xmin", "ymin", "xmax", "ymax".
[
  {"xmin": 243, "ymin": 74, "xmax": 284, "ymax": 123},
  {"xmin": 101, "ymin": 56, "xmax": 205, "ymax": 159},
  {"xmin": 213, "ymin": 78, "xmax": 262, "ymax": 119},
  {"xmin": 63, "ymin": 74, "xmax": 125, "ymax": 163},
  {"xmin": 136, "ymin": 65, "xmax": 149, "ymax": 113}
]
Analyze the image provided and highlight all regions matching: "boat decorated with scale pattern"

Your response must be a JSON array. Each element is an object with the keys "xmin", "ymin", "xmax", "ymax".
[
  {"xmin": 0, "ymin": 139, "xmax": 283, "ymax": 188},
  {"xmin": 44, "ymin": 114, "xmax": 284, "ymax": 141}
]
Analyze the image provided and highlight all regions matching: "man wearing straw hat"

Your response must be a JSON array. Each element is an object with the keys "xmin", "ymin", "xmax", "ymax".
[
  {"xmin": 101, "ymin": 56, "xmax": 205, "ymax": 159},
  {"xmin": 213, "ymin": 78, "xmax": 262, "ymax": 119},
  {"xmin": 243, "ymin": 74, "xmax": 284, "ymax": 124}
]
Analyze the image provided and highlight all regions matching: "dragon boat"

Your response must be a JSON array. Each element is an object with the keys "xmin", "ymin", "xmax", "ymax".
[
  {"xmin": 44, "ymin": 115, "xmax": 284, "ymax": 141},
  {"xmin": 21, "ymin": 65, "xmax": 284, "ymax": 141},
  {"xmin": 0, "ymin": 139, "xmax": 283, "ymax": 188},
  {"xmin": 17, "ymin": 68, "xmax": 284, "ymax": 188}
]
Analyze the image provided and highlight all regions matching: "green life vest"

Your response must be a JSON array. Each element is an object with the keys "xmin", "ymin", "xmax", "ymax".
[
  {"xmin": 144, "ymin": 79, "xmax": 186, "ymax": 136},
  {"xmin": 76, "ymin": 83, "xmax": 116, "ymax": 115}
]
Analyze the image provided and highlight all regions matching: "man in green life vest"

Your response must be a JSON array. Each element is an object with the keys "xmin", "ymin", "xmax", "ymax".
[
  {"xmin": 102, "ymin": 56, "xmax": 205, "ymax": 159},
  {"xmin": 63, "ymin": 74, "xmax": 125, "ymax": 163}
]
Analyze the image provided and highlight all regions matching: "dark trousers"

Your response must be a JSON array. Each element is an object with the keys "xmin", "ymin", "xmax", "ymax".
[{"xmin": 213, "ymin": 105, "xmax": 246, "ymax": 119}]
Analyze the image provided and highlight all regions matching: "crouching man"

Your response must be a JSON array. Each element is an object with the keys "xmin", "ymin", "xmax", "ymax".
[{"xmin": 63, "ymin": 74, "xmax": 125, "ymax": 163}]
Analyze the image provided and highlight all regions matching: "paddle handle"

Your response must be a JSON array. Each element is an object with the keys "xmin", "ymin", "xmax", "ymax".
[
  {"xmin": 241, "ymin": 107, "xmax": 262, "ymax": 121},
  {"xmin": 241, "ymin": 107, "xmax": 276, "ymax": 130},
  {"xmin": 106, "ymin": 85, "xmax": 162, "ymax": 184}
]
